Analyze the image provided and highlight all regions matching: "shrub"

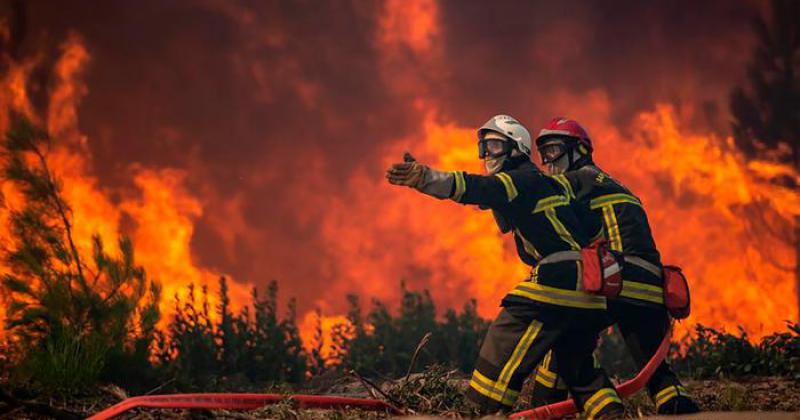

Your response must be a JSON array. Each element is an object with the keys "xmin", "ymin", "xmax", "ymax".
[
  {"xmin": 672, "ymin": 322, "xmax": 800, "ymax": 380},
  {"xmin": 330, "ymin": 282, "xmax": 489, "ymax": 378},
  {"xmin": 0, "ymin": 116, "xmax": 161, "ymax": 393}
]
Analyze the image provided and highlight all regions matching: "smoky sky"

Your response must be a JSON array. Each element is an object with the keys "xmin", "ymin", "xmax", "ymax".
[{"xmin": 15, "ymin": 0, "xmax": 762, "ymax": 314}]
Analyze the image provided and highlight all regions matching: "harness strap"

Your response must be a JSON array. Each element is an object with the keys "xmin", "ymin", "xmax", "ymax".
[
  {"xmin": 624, "ymin": 255, "xmax": 661, "ymax": 277},
  {"xmin": 537, "ymin": 250, "xmax": 581, "ymax": 265}
]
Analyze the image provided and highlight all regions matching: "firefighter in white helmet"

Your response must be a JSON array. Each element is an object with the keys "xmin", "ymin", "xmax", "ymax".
[{"xmin": 386, "ymin": 115, "xmax": 624, "ymax": 419}]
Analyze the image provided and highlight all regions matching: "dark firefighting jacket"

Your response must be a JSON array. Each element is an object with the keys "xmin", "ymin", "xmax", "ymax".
[
  {"xmin": 446, "ymin": 161, "xmax": 606, "ymax": 310},
  {"xmin": 553, "ymin": 164, "xmax": 665, "ymax": 306}
]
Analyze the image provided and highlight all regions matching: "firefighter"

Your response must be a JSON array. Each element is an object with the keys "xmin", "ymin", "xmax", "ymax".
[
  {"xmin": 531, "ymin": 117, "xmax": 700, "ymax": 414},
  {"xmin": 386, "ymin": 115, "xmax": 624, "ymax": 419}
]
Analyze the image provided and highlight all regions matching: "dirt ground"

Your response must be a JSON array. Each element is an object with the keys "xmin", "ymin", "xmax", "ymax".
[{"xmin": 2, "ymin": 377, "xmax": 799, "ymax": 419}]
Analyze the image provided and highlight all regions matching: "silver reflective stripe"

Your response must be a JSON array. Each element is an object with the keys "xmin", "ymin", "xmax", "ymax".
[
  {"xmin": 419, "ymin": 168, "xmax": 454, "ymax": 199},
  {"xmin": 537, "ymin": 250, "xmax": 581, "ymax": 265},
  {"xmin": 624, "ymin": 255, "xmax": 662, "ymax": 277}
]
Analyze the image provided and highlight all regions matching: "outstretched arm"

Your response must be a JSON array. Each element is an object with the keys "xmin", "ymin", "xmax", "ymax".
[{"xmin": 385, "ymin": 153, "xmax": 520, "ymax": 208}]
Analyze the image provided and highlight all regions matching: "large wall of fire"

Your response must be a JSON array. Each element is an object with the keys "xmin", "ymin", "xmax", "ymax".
[{"xmin": 0, "ymin": 0, "xmax": 796, "ymax": 347}]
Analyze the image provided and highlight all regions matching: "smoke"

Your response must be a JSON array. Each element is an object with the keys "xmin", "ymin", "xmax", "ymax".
[{"xmin": 7, "ymin": 0, "xmax": 793, "ymax": 340}]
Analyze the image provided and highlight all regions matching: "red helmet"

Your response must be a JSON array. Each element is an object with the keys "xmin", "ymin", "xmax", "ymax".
[{"xmin": 534, "ymin": 117, "xmax": 593, "ymax": 153}]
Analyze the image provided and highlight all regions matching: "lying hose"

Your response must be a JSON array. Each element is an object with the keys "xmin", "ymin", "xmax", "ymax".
[
  {"xmin": 86, "ymin": 393, "xmax": 403, "ymax": 420},
  {"xmin": 509, "ymin": 324, "xmax": 672, "ymax": 419},
  {"xmin": 88, "ymin": 327, "xmax": 671, "ymax": 420}
]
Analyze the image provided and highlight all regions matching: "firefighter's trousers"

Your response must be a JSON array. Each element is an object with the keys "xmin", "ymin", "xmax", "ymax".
[
  {"xmin": 466, "ymin": 306, "xmax": 622, "ymax": 418},
  {"xmin": 531, "ymin": 302, "xmax": 689, "ymax": 411}
]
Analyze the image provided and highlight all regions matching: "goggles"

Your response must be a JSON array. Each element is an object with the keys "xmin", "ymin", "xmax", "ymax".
[
  {"xmin": 478, "ymin": 138, "xmax": 513, "ymax": 159},
  {"xmin": 537, "ymin": 138, "xmax": 571, "ymax": 164}
]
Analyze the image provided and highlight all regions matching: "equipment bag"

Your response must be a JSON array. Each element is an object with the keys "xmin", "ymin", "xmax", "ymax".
[
  {"xmin": 663, "ymin": 265, "xmax": 690, "ymax": 319},
  {"xmin": 580, "ymin": 241, "xmax": 622, "ymax": 298}
]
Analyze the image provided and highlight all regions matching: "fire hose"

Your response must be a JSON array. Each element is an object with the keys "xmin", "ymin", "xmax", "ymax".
[
  {"xmin": 87, "ymin": 327, "xmax": 671, "ymax": 420},
  {"xmin": 86, "ymin": 393, "xmax": 404, "ymax": 420}
]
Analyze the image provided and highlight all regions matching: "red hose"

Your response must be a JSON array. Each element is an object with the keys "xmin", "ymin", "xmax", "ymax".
[
  {"xmin": 509, "ymin": 325, "xmax": 672, "ymax": 419},
  {"xmin": 86, "ymin": 393, "xmax": 403, "ymax": 420},
  {"xmin": 88, "ymin": 327, "xmax": 671, "ymax": 420}
]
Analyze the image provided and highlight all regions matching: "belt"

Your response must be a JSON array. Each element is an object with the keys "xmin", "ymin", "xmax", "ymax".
[
  {"xmin": 537, "ymin": 252, "xmax": 661, "ymax": 276},
  {"xmin": 624, "ymin": 255, "xmax": 662, "ymax": 277},
  {"xmin": 537, "ymin": 250, "xmax": 581, "ymax": 265}
]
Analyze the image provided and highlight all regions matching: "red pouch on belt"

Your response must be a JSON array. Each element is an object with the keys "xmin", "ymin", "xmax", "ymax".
[
  {"xmin": 580, "ymin": 241, "xmax": 622, "ymax": 298},
  {"xmin": 663, "ymin": 265, "xmax": 690, "ymax": 319}
]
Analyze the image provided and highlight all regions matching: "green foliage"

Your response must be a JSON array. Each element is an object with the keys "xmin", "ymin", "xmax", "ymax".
[
  {"xmin": 19, "ymin": 327, "xmax": 106, "ymax": 392},
  {"xmin": 0, "ymin": 115, "xmax": 161, "ymax": 392},
  {"xmin": 330, "ymin": 282, "xmax": 489, "ymax": 378},
  {"xmin": 671, "ymin": 322, "xmax": 800, "ymax": 380},
  {"xmin": 157, "ymin": 277, "xmax": 307, "ymax": 390}
]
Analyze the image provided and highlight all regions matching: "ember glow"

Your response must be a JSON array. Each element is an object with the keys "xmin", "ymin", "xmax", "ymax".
[{"xmin": 0, "ymin": 0, "xmax": 795, "ymax": 351}]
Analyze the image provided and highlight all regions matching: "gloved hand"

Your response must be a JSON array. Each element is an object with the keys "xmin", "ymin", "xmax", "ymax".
[{"xmin": 385, "ymin": 152, "xmax": 428, "ymax": 189}]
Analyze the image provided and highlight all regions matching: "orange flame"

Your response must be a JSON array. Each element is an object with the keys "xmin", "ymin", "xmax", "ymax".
[
  {"xmin": 0, "ymin": 6, "xmax": 796, "ymax": 364},
  {"xmin": 0, "ymin": 35, "xmax": 252, "ymax": 334}
]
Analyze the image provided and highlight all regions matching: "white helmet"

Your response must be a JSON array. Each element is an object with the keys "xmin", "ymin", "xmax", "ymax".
[{"xmin": 477, "ymin": 114, "xmax": 532, "ymax": 157}]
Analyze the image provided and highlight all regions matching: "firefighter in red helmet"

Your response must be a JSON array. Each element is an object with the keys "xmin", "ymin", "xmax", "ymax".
[
  {"xmin": 531, "ymin": 117, "xmax": 700, "ymax": 415},
  {"xmin": 386, "ymin": 115, "xmax": 624, "ymax": 419}
]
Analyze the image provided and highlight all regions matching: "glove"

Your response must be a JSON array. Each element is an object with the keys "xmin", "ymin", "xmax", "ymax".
[{"xmin": 386, "ymin": 152, "xmax": 428, "ymax": 189}]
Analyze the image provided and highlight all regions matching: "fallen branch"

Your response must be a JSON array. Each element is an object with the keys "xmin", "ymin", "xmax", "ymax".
[
  {"xmin": 405, "ymin": 332, "xmax": 432, "ymax": 382},
  {"xmin": 348, "ymin": 370, "xmax": 405, "ymax": 413}
]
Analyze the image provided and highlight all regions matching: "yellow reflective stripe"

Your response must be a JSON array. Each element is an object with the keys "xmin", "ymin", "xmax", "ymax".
[
  {"xmin": 532, "ymin": 194, "xmax": 580, "ymax": 250},
  {"xmin": 469, "ymin": 370, "xmax": 518, "ymax": 406},
  {"xmin": 509, "ymin": 282, "xmax": 606, "ymax": 309},
  {"xmin": 533, "ymin": 195, "xmax": 569, "ymax": 213},
  {"xmin": 601, "ymin": 205, "xmax": 623, "ymax": 252},
  {"xmin": 589, "ymin": 193, "xmax": 642, "ymax": 209},
  {"xmin": 471, "ymin": 370, "xmax": 521, "ymax": 400},
  {"xmin": 545, "ymin": 208, "xmax": 581, "ymax": 250},
  {"xmin": 542, "ymin": 350, "xmax": 552, "ymax": 368},
  {"xmin": 584, "ymin": 388, "xmax": 621, "ymax": 419},
  {"xmin": 620, "ymin": 280, "xmax": 664, "ymax": 304},
  {"xmin": 550, "ymin": 174, "xmax": 574, "ymax": 199},
  {"xmin": 451, "ymin": 171, "xmax": 466, "ymax": 202},
  {"xmin": 495, "ymin": 320, "xmax": 543, "ymax": 396},
  {"xmin": 536, "ymin": 353, "xmax": 569, "ymax": 390},
  {"xmin": 655, "ymin": 385, "xmax": 688, "ymax": 408},
  {"xmin": 515, "ymin": 229, "xmax": 542, "ymax": 260},
  {"xmin": 535, "ymin": 368, "xmax": 557, "ymax": 388},
  {"xmin": 495, "ymin": 172, "xmax": 518, "ymax": 202}
]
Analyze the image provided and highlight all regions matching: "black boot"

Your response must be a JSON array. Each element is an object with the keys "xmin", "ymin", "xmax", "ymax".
[{"xmin": 657, "ymin": 395, "xmax": 701, "ymax": 415}]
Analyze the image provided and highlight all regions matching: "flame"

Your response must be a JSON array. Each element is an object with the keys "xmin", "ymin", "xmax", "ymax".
[
  {"xmin": 299, "ymin": 312, "xmax": 352, "ymax": 364},
  {"xmin": 312, "ymin": 97, "xmax": 798, "ymax": 351},
  {"xmin": 0, "ymin": 34, "xmax": 252, "ymax": 334},
  {"xmin": 0, "ymin": 5, "xmax": 796, "ymax": 364}
]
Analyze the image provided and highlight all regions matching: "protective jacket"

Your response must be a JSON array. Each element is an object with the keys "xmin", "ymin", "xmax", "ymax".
[
  {"xmin": 551, "ymin": 164, "xmax": 664, "ymax": 306},
  {"xmin": 403, "ymin": 158, "xmax": 622, "ymax": 416},
  {"xmin": 442, "ymin": 160, "xmax": 606, "ymax": 311}
]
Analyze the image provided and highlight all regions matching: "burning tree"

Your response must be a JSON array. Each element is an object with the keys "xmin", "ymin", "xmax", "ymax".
[
  {"xmin": 0, "ymin": 116, "xmax": 161, "ymax": 391},
  {"xmin": 729, "ymin": 0, "xmax": 800, "ymax": 317}
]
